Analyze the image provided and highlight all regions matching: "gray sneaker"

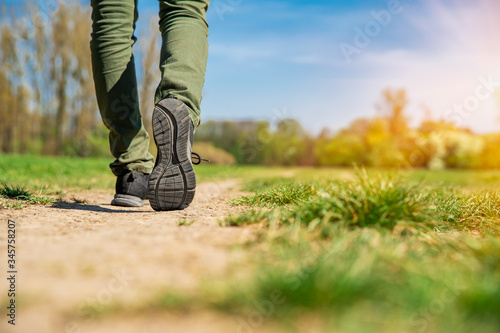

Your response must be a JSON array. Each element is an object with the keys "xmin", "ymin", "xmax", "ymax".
[
  {"xmin": 148, "ymin": 98, "xmax": 196, "ymax": 211},
  {"xmin": 111, "ymin": 170, "xmax": 150, "ymax": 207}
]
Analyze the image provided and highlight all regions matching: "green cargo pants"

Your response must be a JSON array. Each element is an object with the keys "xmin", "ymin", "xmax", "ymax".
[{"xmin": 90, "ymin": 0, "xmax": 209, "ymax": 176}]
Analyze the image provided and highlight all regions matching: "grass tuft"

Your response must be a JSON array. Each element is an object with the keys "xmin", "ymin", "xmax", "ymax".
[
  {"xmin": 225, "ymin": 210, "xmax": 269, "ymax": 227},
  {"xmin": 231, "ymin": 182, "xmax": 315, "ymax": 208},
  {"xmin": 27, "ymin": 194, "xmax": 58, "ymax": 205},
  {"xmin": 226, "ymin": 170, "xmax": 445, "ymax": 234},
  {"xmin": 1, "ymin": 183, "xmax": 32, "ymax": 199},
  {"xmin": 437, "ymin": 192, "xmax": 500, "ymax": 233},
  {"xmin": 0, "ymin": 199, "xmax": 26, "ymax": 210},
  {"xmin": 288, "ymin": 170, "xmax": 440, "ymax": 231},
  {"xmin": 71, "ymin": 197, "xmax": 88, "ymax": 204},
  {"xmin": 241, "ymin": 177, "xmax": 294, "ymax": 192},
  {"xmin": 133, "ymin": 231, "xmax": 500, "ymax": 332},
  {"xmin": 179, "ymin": 219, "xmax": 195, "ymax": 226},
  {"xmin": 227, "ymin": 169, "xmax": 500, "ymax": 235},
  {"xmin": 0, "ymin": 183, "xmax": 58, "ymax": 208}
]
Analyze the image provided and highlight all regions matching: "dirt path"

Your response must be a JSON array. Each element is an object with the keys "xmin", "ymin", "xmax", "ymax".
[{"xmin": 0, "ymin": 180, "xmax": 265, "ymax": 333}]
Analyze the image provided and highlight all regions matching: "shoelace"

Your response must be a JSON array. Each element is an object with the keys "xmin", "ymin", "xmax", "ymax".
[{"xmin": 191, "ymin": 152, "xmax": 210, "ymax": 165}]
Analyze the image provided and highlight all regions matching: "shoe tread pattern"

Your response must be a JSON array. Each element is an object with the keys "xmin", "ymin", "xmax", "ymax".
[{"xmin": 148, "ymin": 98, "xmax": 196, "ymax": 211}]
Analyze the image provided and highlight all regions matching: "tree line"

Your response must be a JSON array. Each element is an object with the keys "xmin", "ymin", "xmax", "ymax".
[
  {"xmin": 0, "ymin": 1, "xmax": 159, "ymax": 157},
  {"xmin": 196, "ymin": 88, "xmax": 500, "ymax": 169}
]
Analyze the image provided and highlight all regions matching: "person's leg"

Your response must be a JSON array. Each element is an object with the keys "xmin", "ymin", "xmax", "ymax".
[
  {"xmin": 156, "ymin": 0, "xmax": 210, "ymax": 129},
  {"xmin": 90, "ymin": 0, "xmax": 154, "ymax": 177},
  {"xmin": 148, "ymin": 0, "xmax": 209, "ymax": 211}
]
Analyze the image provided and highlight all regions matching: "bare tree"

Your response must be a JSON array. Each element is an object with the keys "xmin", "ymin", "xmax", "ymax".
[
  {"xmin": 139, "ymin": 17, "xmax": 161, "ymax": 135},
  {"xmin": 375, "ymin": 88, "xmax": 409, "ymax": 136},
  {"xmin": 0, "ymin": 24, "xmax": 20, "ymax": 153}
]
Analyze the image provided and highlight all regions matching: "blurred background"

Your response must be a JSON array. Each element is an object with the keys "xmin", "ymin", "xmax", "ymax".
[{"xmin": 1, "ymin": 0, "xmax": 500, "ymax": 169}]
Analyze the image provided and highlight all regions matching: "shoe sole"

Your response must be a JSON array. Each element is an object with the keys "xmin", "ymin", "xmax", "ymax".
[
  {"xmin": 148, "ymin": 98, "xmax": 195, "ymax": 211},
  {"xmin": 111, "ymin": 194, "xmax": 144, "ymax": 207}
]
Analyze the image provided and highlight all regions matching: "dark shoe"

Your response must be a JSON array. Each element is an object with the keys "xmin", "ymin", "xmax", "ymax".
[
  {"xmin": 148, "ymin": 98, "xmax": 196, "ymax": 211},
  {"xmin": 111, "ymin": 170, "xmax": 150, "ymax": 207}
]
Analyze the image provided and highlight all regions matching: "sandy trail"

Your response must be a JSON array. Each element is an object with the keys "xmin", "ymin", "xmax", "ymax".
[{"xmin": 0, "ymin": 180, "xmax": 266, "ymax": 333}]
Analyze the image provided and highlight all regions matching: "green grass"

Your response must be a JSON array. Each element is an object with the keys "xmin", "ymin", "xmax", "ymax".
[
  {"xmin": 0, "ymin": 183, "xmax": 59, "ymax": 209},
  {"xmin": 0, "ymin": 154, "xmax": 265, "ymax": 193},
  {"xmin": 228, "ymin": 171, "xmax": 435, "ymax": 231},
  {"xmin": 402, "ymin": 168, "xmax": 500, "ymax": 190},
  {"xmin": 223, "ymin": 232, "xmax": 500, "ymax": 333},
  {"xmin": 230, "ymin": 181, "xmax": 315, "ymax": 207},
  {"xmin": 71, "ymin": 197, "xmax": 88, "ymax": 204},
  {"xmin": 229, "ymin": 169, "xmax": 500, "ymax": 234},
  {"xmin": 0, "ymin": 183, "xmax": 32, "ymax": 198},
  {"xmin": 179, "ymin": 219, "xmax": 196, "ymax": 226},
  {"xmin": 0, "ymin": 154, "xmax": 115, "ymax": 193},
  {"xmin": 0, "ymin": 200, "xmax": 26, "ymax": 209},
  {"xmin": 122, "ymin": 230, "xmax": 500, "ymax": 333},
  {"xmin": 438, "ymin": 191, "xmax": 500, "ymax": 232},
  {"xmin": 3, "ymin": 154, "xmax": 500, "ymax": 332},
  {"xmin": 141, "ymin": 168, "xmax": 500, "ymax": 333},
  {"xmin": 4, "ymin": 153, "xmax": 500, "ymax": 193}
]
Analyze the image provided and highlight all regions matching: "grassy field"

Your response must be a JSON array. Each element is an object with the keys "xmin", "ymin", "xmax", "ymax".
[
  {"xmin": 4, "ymin": 153, "xmax": 500, "ymax": 191},
  {"xmin": 140, "ymin": 168, "xmax": 499, "ymax": 333},
  {"xmin": 1, "ymin": 154, "xmax": 500, "ymax": 332}
]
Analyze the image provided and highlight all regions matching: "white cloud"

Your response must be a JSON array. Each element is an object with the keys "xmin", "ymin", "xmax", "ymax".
[{"xmin": 333, "ymin": 0, "xmax": 500, "ymax": 132}]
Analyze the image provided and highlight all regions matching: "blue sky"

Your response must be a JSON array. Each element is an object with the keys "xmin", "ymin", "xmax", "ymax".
[
  {"xmin": 161, "ymin": 0, "xmax": 499, "ymax": 134},
  {"xmin": 7, "ymin": 0, "xmax": 500, "ymax": 134}
]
